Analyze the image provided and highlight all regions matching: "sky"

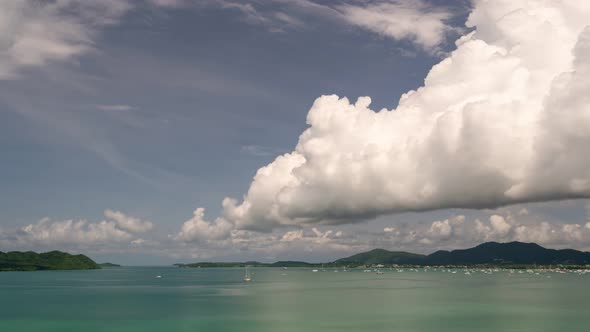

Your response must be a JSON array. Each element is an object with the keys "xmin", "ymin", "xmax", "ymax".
[{"xmin": 1, "ymin": 0, "xmax": 590, "ymax": 265}]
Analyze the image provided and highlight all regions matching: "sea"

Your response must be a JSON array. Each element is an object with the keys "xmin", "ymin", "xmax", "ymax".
[{"xmin": 1, "ymin": 266, "xmax": 588, "ymax": 331}]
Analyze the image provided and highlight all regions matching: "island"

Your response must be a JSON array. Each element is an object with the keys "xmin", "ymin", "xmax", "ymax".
[
  {"xmin": 175, "ymin": 241, "xmax": 590, "ymax": 269},
  {"xmin": 99, "ymin": 262, "xmax": 121, "ymax": 267},
  {"xmin": 175, "ymin": 260, "xmax": 315, "ymax": 268},
  {"xmin": 0, "ymin": 250, "xmax": 100, "ymax": 271}
]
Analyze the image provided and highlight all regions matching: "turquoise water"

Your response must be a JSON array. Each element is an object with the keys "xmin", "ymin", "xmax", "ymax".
[{"xmin": 1, "ymin": 267, "xmax": 589, "ymax": 331}]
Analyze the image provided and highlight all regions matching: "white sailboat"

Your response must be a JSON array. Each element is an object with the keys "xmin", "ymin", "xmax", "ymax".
[{"xmin": 243, "ymin": 266, "xmax": 252, "ymax": 282}]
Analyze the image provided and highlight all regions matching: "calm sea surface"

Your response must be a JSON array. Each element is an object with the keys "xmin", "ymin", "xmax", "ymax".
[{"xmin": 1, "ymin": 267, "xmax": 589, "ymax": 331}]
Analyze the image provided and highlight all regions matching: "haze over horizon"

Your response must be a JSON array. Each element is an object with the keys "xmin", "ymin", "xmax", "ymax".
[{"xmin": 2, "ymin": 0, "xmax": 590, "ymax": 265}]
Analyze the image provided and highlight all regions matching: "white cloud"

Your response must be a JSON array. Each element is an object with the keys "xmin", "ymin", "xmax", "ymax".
[
  {"xmin": 131, "ymin": 238, "xmax": 146, "ymax": 246},
  {"xmin": 166, "ymin": 202, "xmax": 590, "ymax": 260},
  {"xmin": 172, "ymin": 210, "xmax": 362, "ymax": 260},
  {"xmin": 0, "ymin": 0, "xmax": 457, "ymax": 79},
  {"xmin": 104, "ymin": 210, "xmax": 154, "ymax": 233},
  {"xmin": 96, "ymin": 104, "xmax": 137, "ymax": 112},
  {"xmin": 175, "ymin": 208, "xmax": 234, "ymax": 243},
  {"xmin": 273, "ymin": 11, "xmax": 304, "ymax": 28},
  {"xmin": 517, "ymin": 208, "xmax": 529, "ymax": 216},
  {"xmin": 180, "ymin": 0, "xmax": 456, "ymax": 50},
  {"xmin": 10, "ymin": 206, "xmax": 588, "ymax": 260},
  {"xmin": 187, "ymin": 0, "xmax": 304, "ymax": 33},
  {"xmin": 240, "ymin": 145, "xmax": 286, "ymax": 157},
  {"xmin": 489, "ymin": 215, "xmax": 511, "ymax": 237},
  {"xmin": 379, "ymin": 207, "xmax": 590, "ymax": 251},
  {"xmin": 0, "ymin": 210, "xmax": 154, "ymax": 250},
  {"xmin": 148, "ymin": 0, "xmax": 187, "ymax": 7},
  {"xmin": 0, "ymin": 1, "xmax": 131, "ymax": 79},
  {"xmin": 471, "ymin": 214, "xmax": 513, "ymax": 241},
  {"xmin": 19, "ymin": 218, "xmax": 132, "ymax": 245},
  {"xmin": 219, "ymin": 2, "xmax": 269, "ymax": 26},
  {"xmin": 427, "ymin": 215, "xmax": 465, "ymax": 240},
  {"xmin": 280, "ymin": 229, "xmax": 304, "ymax": 242},
  {"xmin": 232, "ymin": 227, "xmax": 358, "ymax": 258},
  {"xmin": 383, "ymin": 227, "xmax": 396, "ymax": 233},
  {"xmin": 338, "ymin": 0, "xmax": 454, "ymax": 52},
  {"xmin": 214, "ymin": 0, "xmax": 590, "ymax": 232},
  {"xmin": 428, "ymin": 220, "xmax": 452, "ymax": 238}
]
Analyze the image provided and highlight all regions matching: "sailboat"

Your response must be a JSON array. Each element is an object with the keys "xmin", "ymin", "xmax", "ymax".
[{"xmin": 243, "ymin": 266, "xmax": 252, "ymax": 282}]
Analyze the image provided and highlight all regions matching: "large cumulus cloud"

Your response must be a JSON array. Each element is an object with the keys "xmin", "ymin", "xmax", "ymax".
[{"xmin": 210, "ymin": 0, "xmax": 590, "ymax": 232}]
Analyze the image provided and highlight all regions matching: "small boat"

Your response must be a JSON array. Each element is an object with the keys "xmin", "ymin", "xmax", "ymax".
[
  {"xmin": 156, "ymin": 275, "xmax": 162, "ymax": 279},
  {"xmin": 312, "ymin": 269, "xmax": 319, "ymax": 272},
  {"xmin": 243, "ymin": 266, "xmax": 252, "ymax": 282},
  {"xmin": 375, "ymin": 270, "xmax": 384, "ymax": 275}
]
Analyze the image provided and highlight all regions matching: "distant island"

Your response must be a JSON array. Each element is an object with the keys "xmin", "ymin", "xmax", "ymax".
[
  {"xmin": 0, "ymin": 251, "xmax": 100, "ymax": 272},
  {"xmin": 99, "ymin": 262, "xmax": 121, "ymax": 267},
  {"xmin": 175, "ymin": 242, "xmax": 590, "ymax": 269},
  {"xmin": 175, "ymin": 261, "xmax": 314, "ymax": 268}
]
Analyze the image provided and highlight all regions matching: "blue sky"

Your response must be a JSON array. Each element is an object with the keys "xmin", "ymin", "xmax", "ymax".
[
  {"xmin": 1, "ymin": 0, "xmax": 590, "ymax": 264},
  {"xmin": 1, "ymin": 1, "xmax": 449, "ymax": 224}
]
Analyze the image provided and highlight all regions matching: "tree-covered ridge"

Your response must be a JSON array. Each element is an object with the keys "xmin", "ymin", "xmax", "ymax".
[
  {"xmin": 425, "ymin": 241, "xmax": 590, "ymax": 265},
  {"xmin": 99, "ymin": 262, "xmax": 121, "ymax": 267},
  {"xmin": 0, "ymin": 250, "xmax": 100, "ymax": 271},
  {"xmin": 334, "ymin": 249, "xmax": 426, "ymax": 265},
  {"xmin": 175, "ymin": 261, "xmax": 317, "ymax": 268},
  {"xmin": 333, "ymin": 242, "xmax": 590, "ymax": 266},
  {"xmin": 177, "ymin": 242, "xmax": 590, "ymax": 268}
]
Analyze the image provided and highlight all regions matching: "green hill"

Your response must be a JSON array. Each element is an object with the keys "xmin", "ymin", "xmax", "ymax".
[
  {"xmin": 0, "ymin": 251, "xmax": 101, "ymax": 271},
  {"xmin": 176, "ymin": 261, "xmax": 265, "ymax": 268},
  {"xmin": 425, "ymin": 241, "xmax": 590, "ymax": 265},
  {"xmin": 99, "ymin": 262, "xmax": 121, "ymax": 267},
  {"xmin": 269, "ymin": 261, "xmax": 315, "ymax": 267},
  {"xmin": 334, "ymin": 248, "xmax": 426, "ymax": 265},
  {"xmin": 175, "ymin": 242, "xmax": 590, "ymax": 268},
  {"xmin": 334, "ymin": 242, "xmax": 590, "ymax": 266}
]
